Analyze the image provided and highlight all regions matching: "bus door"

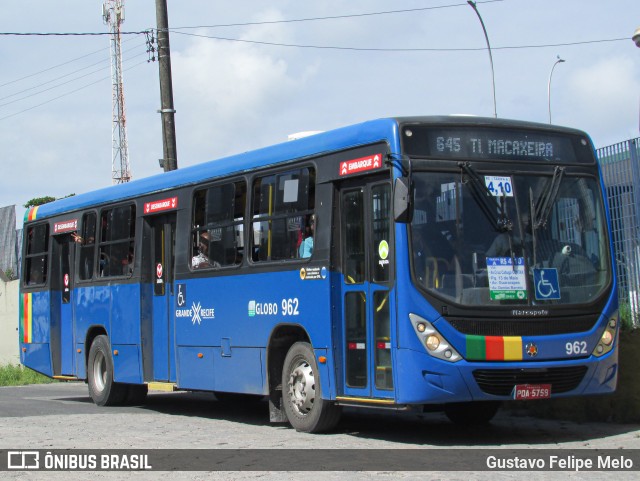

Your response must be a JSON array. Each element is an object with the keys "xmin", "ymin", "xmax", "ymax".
[
  {"xmin": 51, "ymin": 232, "xmax": 75, "ymax": 376},
  {"xmin": 338, "ymin": 178, "xmax": 395, "ymax": 399},
  {"xmin": 145, "ymin": 214, "xmax": 177, "ymax": 382}
]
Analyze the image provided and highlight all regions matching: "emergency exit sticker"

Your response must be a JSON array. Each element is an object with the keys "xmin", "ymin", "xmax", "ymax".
[{"xmin": 339, "ymin": 154, "xmax": 383, "ymax": 176}]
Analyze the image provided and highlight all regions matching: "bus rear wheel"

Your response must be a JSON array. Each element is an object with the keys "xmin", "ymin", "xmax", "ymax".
[
  {"xmin": 444, "ymin": 401, "xmax": 501, "ymax": 425},
  {"xmin": 87, "ymin": 335, "xmax": 127, "ymax": 406},
  {"xmin": 281, "ymin": 342, "xmax": 341, "ymax": 433}
]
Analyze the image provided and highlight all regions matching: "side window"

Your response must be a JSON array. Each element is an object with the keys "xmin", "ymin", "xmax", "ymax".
[
  {"xmin": 79, "ymin": 212, "xmax": 97, "ymax": 280},
  {"xmin": 98, "ymin": 205, "xmax": 135, "ymax": 277},
  {"xmin": 24, "ymin": 223, "xmax": 49, "ymax": 286},
  {"xmin": 371, "ymin": 183, "xmax": 392, "ymax": 283},
  {"xmin": 251, "ymin": 167, "xmax": 315, "ymax": 262},
  {"xmin": 192, "ymin": 180, "xmax": 246, "ymax": 269}
]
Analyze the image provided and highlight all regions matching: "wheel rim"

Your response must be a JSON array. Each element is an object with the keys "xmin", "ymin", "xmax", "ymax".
[
  {"xmin": 287, "ymin": 359, "xmax": 316, "ymax": 415},
  {"xmin": 92, "ymin": 351, "xmax": 107, "ymax": 393}
]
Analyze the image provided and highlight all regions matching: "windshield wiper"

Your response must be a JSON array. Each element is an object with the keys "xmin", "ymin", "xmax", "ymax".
[
  {"xmin": 459, "ymin": 162, "xmax": 519, "ymax": 269},
  {"xmin": 458, "ymin": 162, "xmax": 512, "ymax": 232},
  {"xmin": 533, "ymin": 165, "xmax": 564, "ymax": 229}
]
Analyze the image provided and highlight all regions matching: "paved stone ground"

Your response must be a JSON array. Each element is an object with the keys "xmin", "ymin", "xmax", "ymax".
[{"xmin": 1, "ymin": 383, "xmax": 639, "ymax": 480}]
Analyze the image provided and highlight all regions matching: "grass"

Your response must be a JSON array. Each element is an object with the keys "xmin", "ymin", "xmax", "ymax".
[{"xmin": 0, "ymin": 364, "xmax": 56, "ymax": 386}]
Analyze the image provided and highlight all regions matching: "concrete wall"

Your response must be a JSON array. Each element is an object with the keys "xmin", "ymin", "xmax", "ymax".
[{"xmin": 0, "ymin": 279, "xmax": 19, "ymax": 366}]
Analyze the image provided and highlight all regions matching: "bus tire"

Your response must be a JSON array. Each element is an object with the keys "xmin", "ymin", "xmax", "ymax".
[
  {"xmin": 444, "ymin": 401, "xmax": 501, "ymax": 425},
  {"xmin": 87, "ymin": 335, "xmax": 127, "ymax": 406},
  {"xmin": 282, "ymin": 342, "xmax": 341, "ymax": 433}
]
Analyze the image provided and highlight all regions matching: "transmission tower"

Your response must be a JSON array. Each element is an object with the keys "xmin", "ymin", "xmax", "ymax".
[{"xmin": 103, "ymin": 0, "xmax": 131, "ymax": 184}]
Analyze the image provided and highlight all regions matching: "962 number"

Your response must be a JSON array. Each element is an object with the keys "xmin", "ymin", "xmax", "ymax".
[
  {"xmin": 281, "ymin": 298, "xmax": 299, "ymax": 316},
  {"xmin": 566, "ymin": 341, "xmax": 587, "ymax": 356}
]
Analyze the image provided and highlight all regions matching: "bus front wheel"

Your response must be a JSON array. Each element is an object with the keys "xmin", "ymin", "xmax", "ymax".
[
  {"xmin": 87, "ymin": 335, "xmax": 127, "ymax": 406},
  {"xmin": 282, "ymin": 342, "xmax": 341, "ymax": 433}
]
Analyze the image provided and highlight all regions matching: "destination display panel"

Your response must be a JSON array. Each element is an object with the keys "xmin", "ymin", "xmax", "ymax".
[{"xmin": 402, "ymin": 125, "xmax": 595, "ymax": 163}]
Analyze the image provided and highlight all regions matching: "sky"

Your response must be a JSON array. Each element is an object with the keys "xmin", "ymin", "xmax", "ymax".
[{"xmin": 1, "ymin": 0, "xmax": 639, "ymax": 226}]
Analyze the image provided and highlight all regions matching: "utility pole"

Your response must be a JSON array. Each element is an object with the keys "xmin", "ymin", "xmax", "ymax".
[
  {"xmin": 155, "ymin": 0, "xmax": 178, "ymax": 171},
  {"xmin": 103, "ymin": 0, "xmax": 132, "ymax": 183}
]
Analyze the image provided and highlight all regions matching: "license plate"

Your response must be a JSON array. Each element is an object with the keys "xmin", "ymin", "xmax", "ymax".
[{"xmin": 513, "ymin": 384, "xmax": 551, "ymax": 400}]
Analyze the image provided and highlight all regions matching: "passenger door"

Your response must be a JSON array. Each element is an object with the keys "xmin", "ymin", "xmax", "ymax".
[
  {"xmin": 338, "ymin": 177, "xmax": 395, "ymax": 399},
  {"xmin": 144, "ymin": 213, "xmax": 177, "ymax": 382},
  {"xmin": 52, "ymin": 232, "xmax": 75, "ymax": 376}
]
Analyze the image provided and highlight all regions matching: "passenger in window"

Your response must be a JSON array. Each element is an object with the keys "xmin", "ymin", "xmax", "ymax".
[
  {"xmin": 299, "ymin": 215, "xmax": 315, "ymax": 258},
  {"xmin": 122, "ymin": 246, "xmax": 134, "ymax": 275},
  {"xmin": 192, "ymin": 232, "xmax": 211, "ymax": 269},
  {"xmin": 99, "ymin": 251, "xmax": 110, "ymax": 277}
]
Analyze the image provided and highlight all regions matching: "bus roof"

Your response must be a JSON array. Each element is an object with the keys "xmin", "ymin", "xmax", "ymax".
[
  {"xmin": 31, "ymin": 117, "xmax": 403, "ymax": 221},
  {"xmin": 29, "ymin": 115, "xmax": 590, "ymax": 221}
]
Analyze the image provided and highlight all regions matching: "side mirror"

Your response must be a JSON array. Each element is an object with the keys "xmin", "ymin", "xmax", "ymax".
[{"xmin": 394, "ymin": 177, "xmax": 413, "ymax": 223}]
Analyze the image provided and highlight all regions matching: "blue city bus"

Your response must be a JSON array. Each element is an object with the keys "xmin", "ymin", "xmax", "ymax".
[{"xmin": 19, "ymin": 116, "xmax": 618, "ymax": 432}]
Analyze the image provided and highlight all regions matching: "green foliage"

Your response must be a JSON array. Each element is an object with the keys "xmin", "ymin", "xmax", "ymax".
[
  {"xmin": 23, "ymin": 196, "xmax": 56, "ymax": 208},
  {"xmin": 23, "ymin": 193, "xmax": 75, "ymax": 209},
  {"xmin": 619, "ymin": 303, "xmax": 637, "ymax": 332},
  {"xmin": 4, "ymin": 268, "xmax": 16, "ymax": 280},
  {"xmin": 0, "ymin": 364, "xmax": 55, "ymax": 386}
]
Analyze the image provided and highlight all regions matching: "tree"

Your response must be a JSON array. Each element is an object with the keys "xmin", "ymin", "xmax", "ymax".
[{"xmin": 23, "ymin": 194, "xmax": 75, "ymax": 209}]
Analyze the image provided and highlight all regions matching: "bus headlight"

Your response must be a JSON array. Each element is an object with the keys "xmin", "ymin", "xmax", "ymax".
[
  {"xmin": 409, "ymin": 313, "xmax": 461, "ymax": 363},
  {"xmin": 425, "ymin": 335, "xmax": 440, "ymax": 351},
  {"xmin": 592, "ymin": 311, "xmax": 618, "ymax": 357}
]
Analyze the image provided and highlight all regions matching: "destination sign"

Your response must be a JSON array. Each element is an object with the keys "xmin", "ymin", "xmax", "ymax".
[
  {"xmin": 53, "ymin": 219, "xmax": 78, "ymax": 234},
  {"xmin": 144, "ymin": 196, "xmax": 178, "ymax": 215},
  {"xmin": 402, "ymin": 126, "xmax": 593, "ymax": 163},
  {"xmin": 339, "ymin": 153, "xmax": 384, "ymax": 177}
]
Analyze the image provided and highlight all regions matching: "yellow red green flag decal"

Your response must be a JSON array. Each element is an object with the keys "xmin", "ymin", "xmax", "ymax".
[
  {"xmin": 24, "ymin": 206, "xmax": 39, "ymax": 222},
  {"xmin": 19, "ymin": 293, "xmax": 33, "ymax": 343},
  {"xmin": 466, "ymin": 335, "xmax": 522, "ymax": 361}
]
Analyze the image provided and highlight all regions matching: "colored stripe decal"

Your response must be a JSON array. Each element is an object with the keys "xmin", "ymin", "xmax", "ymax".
[
  {"xmin": 22, "ymin": 293, "xmax": 32, "ymax": 343},
  {"xmin": 18, "ymin": 293, "xmax": 24, "ymax": 343},
  {"xmin": 465, "ymin": 335, "xmax": 522, "ymax": 361},
  {"xmin": 25, "ymin": 206, "xmax": 39, "ymax": 222},
  {"xmin": 503, "ymin": 336, "xmax": 523, "ymax": 360},
  {"xmin": 466, "ymin": 335, "xmax": 486, "ymax": 360},
  {"xmin": 485, "ymin": 336, "xmax": 504, "ymax": 360}
]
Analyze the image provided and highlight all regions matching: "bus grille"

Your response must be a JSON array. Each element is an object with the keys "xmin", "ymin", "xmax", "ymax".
[
  {"xmin": 472, "ymin": 366, "xmax": 588, "ymax": 396},
  {"xmin": 449, "ymin": 315, "xmax": 598, "ymax": 336}
]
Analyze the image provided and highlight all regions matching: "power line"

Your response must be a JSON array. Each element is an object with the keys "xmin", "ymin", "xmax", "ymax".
[
  {"xmin": 0, "ymin": 1, "xmax": 503, "ymax": 37},
  {"xmin": 0, "ymin": 59, "xmax": 148, "ymax": 122},
  {"xmin": 0, "ymin": 31, "xmax": 149, "ymax": 36},
  {"xmin": 0, "ymin": 42, "xmax": 147, "ymax": 103},
  {"xmin": 0, "ymin": 50, "xmax": 148, "ymax": 108},
  {"xmin": 168, "ymin": 30, "xmax": 629, "ymax": 52},
  {"xmin": 169, "ymin": 0, "xmax": 504, "ymax": 29},
  {"xmin": 0, "ymin": 35, "xmax": 141, "ymax": 89}
]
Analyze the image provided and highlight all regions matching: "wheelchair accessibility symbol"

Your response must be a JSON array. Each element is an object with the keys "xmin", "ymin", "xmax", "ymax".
[
  {"xmin": 533, "ymin": 268, "xmax": 561, "ymax": 300},
  {"xmin": 177, "ymin": 284, "xmax": 187, "ymax": 307}
]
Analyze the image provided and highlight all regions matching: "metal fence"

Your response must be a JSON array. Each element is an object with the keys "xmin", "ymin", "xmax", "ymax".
[{"xmin": 597, "ymin": 138, "xmax": 640, "ymax": 325}]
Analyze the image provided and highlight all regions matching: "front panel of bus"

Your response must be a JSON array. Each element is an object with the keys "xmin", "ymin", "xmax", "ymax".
[{"xmin": 394, "ymin": 121, "xmax": 618, "ymax": 405}]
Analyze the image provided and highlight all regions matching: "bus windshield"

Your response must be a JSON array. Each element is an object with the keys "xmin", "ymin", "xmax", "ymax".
[{"xmin": 410, "ymin": 169, "xmax": 611, "ymax": 306}]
